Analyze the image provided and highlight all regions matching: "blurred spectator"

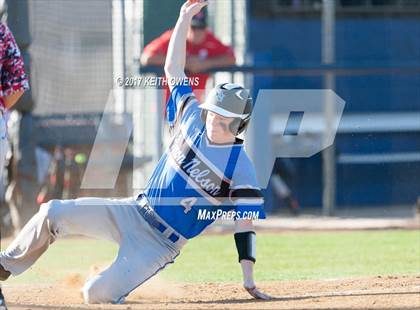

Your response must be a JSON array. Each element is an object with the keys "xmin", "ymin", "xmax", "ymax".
[
  {"xmin": 0, "ymin": 23, "xmax": 28, "ymax": 111},
  {"xmin": 140, "ymin": 8, "xmax": 235, "ymax": 101},
  {"xmin": 0, "ymin": 21, "xmax": 30, "ymax": 236},
  {"xmin": 1, "ymin": 3, "xmax": 37, "ymax": 238},
  {"xmin": 0, "ymin": 20, "xmax": 30, "ymax": 181}
]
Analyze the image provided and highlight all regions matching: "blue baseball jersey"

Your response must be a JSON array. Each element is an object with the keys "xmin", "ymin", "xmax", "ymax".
[{"xmin": 142, "ymin": 84, "xmax": 265, "ymax": 239}]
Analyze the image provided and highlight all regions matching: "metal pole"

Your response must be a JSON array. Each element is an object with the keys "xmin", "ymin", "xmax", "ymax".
[
  {"xmin": 322, "ymin": 0, "xmax": 336, "ymax": 216},
  {"xmin": 155, "ymin": 90, "xmax": 163, "ymax": 158},
  {"xmin": 121, "ymin": 0, "xmax": 127, "ymax": 113},
  {"xmin": 133, "ymin": 0, "xmax": 145, "ymax": 193},
  {"xmin": 230, "ymin": 0, "xmax": 235, "ymax": 83},
  {"xmin": 112, "ymin": 0, "xmax": 125, "ymax": 114}
]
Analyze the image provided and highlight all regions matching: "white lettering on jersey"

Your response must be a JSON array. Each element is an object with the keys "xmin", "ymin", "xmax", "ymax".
[
  {"xmin": 180, "ymin": 197, "xmax": 197, "ymax": 214},
  {"xmin": 182, "ymin": 159, "xmax": 222, "ymax": 195}
]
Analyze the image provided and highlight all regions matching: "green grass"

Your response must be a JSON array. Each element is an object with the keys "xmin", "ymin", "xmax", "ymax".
[{"xmin": 3, "ymin": 230, "xmax": 419, "ymax": 285}]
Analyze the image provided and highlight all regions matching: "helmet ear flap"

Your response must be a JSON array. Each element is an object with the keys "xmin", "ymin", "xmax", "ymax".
[
  {"xmin": 236, "ymin": 120, "xmax": 247, "ymax": 134},
  {"xmin": 229, "ymin": 118, "xmax": 243, "ymax": 135},
  {"xmin": 235, "ymin": 114, "xmax": 251, "ymax": 135}
]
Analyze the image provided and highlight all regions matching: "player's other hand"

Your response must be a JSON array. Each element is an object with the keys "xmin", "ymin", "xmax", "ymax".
[
  {"xmin": 180, "ymin": 0, "xmax": 208, "ymax": 18},
  {"xmin": 244, "ymin": 285, "xmax": 272, "ymax": 301}
]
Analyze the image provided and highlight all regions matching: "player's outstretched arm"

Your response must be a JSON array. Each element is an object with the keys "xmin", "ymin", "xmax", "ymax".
[
  {"xmin": 164, "ymin": 0, "xmax": 208, "ymax": 91},
  {"xmin": 235, "ymin": 219, "xmax": 272, "ymax": 300}
]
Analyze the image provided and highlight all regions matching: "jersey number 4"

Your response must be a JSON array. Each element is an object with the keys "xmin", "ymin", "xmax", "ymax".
[{"xmin": 180, "ymin": 197, "xmax": 197, "ymax": 214}]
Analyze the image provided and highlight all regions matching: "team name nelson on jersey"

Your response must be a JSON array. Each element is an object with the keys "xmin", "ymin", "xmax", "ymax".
[{"xmin": 169, "ymin": 130, "xmax": 231, "ymax": 202}]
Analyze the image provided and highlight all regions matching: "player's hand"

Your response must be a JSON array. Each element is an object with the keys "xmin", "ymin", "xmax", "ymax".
[
  {"xmin": 244, "ymin": 285, "xmax": 272, "ymax": 301},
  {"xmin": 180, "ymin": 0, "xmax": 208, "ymax": 19}
]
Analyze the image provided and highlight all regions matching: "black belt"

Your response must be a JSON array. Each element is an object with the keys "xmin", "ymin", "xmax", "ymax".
[{"xmin": 135, "ymin": 198, "xmax": 180, "ymax": 243}]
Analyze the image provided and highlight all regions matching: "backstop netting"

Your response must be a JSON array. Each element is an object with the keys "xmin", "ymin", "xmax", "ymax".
[{"xmin": 28, "ymin": 0, "xmax": 113, "ymax": 116}]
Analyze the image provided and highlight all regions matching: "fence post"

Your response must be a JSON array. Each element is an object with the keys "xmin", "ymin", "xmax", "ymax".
[{"xmin": 322, "ymin": 0, "xmax": 336, "ymax": 216}]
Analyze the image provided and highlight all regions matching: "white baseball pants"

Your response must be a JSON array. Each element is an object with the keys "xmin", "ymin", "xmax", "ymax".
[{"xmin": 0, "ymin": 197, "xmax": 185, "ymax": 304}]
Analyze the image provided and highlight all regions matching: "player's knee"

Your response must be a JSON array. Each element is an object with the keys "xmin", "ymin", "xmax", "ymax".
[
  {"xmin": 82, "ymin": 279, "xmax": 102, "ymax": 304},
  {"xmin": 82, "ymin": 278, "xmax": 116, "ymax": 304},
  {"xmin": 39, "ymin": 199, "xmax": 62, "ymax": 220}
]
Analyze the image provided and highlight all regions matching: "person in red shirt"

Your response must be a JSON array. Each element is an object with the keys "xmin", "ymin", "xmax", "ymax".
[{"xmin": 140, "ymin": 8, "xmax": 235, "ymax": 101}]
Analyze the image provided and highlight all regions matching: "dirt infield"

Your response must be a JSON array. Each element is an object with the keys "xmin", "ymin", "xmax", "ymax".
[{"xmin": 2, "ymin": 275, "xmax": 419, "ymax": 309}]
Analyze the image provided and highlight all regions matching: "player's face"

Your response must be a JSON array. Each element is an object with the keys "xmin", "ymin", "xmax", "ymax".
[
  {"xmin": 188, "ymin": 27, "xmax": 206, "ymax": 45},
  {"xmin": 205, "ymin": 111, "xmax": 236, "ymax": 144}
]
